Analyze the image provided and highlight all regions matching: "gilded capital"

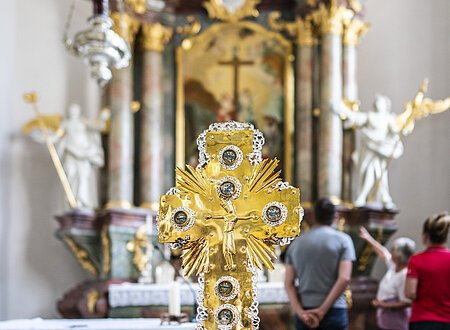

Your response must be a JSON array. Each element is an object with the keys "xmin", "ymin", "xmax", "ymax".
[
  {"xmin": 110, "ymin": 12, "xmax": 140, "ymax": 45},
  {"xmin": 267, "ymin": 12, "xmax": 316, "ymax": 47},
  {"xmin": 297, "ymin": 17, "xmax": 315, "ymax": 47},
  {"xmin": 343, "ymin": 18, "xmax": 369, "ymax": 46},
  {"xmin": 311, "ymin": 1, "xmax": 354, "ymax": 36},
  {"xmin": 141, "ymin": 23, "xmax": 173, "ymax": 52}
]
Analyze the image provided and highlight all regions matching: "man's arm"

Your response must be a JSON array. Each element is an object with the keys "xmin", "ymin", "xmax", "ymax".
[
  {"xmin": 309, "ymin": 260, "xmax": 352, "ymax": 321},
  {"xmin": 405, "ymin": 277, "xmax": 418, "ymax": 300},
  {"xmin": 284, "ymin": 264, "xmax": 319, "ymax": 328}
]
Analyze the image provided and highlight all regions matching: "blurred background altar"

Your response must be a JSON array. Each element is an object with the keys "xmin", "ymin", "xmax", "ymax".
[{"xmin": 0, "ymin": 0, "xmax": 449, "ymax": 329}]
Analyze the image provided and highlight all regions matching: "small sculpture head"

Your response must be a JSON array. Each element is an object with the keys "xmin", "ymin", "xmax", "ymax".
[
  {"xmin": 68, "ymin": 103, "xmax": 81, "ymax": 119},
  {"xmin": 373, "ymin": 95, "xmax": 391, "ymax": 114}
]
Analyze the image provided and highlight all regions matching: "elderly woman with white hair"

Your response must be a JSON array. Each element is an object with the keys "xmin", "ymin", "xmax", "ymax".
[{"xmin": 360, "ymin": 227, "xmax": 416, "ymax": 330}]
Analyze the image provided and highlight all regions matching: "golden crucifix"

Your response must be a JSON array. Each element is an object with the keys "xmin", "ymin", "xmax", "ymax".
[
  {"xmin": 158, "ymin": 122, "xmax": 302, "ymax": 329},
  {"xmin": 219, "ymin": 47, "xmax": 254, "ymax": 113}
]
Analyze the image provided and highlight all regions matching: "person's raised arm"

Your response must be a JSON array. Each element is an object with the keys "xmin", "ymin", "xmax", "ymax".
[
  {"xmin": 359, "ymin": 227, "xmax": 391, "ymax": 262},
  {"xmin": 309, "ymin": 259, "xmax": 352, "ymax": 321}
]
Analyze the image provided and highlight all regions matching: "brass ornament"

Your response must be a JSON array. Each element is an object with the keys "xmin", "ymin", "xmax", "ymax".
[
  {"xmin": 141, "ymin": 23, "xmax": 173, "ymax": 52},
  {"xmin": 159, "ymin": 122, "xmax": 302, "ymax": 329},
  {"xmin": 311, "ymin": 0, "xmax": 354, "ymax": 36},
  {"xmin": 203, "ymin": 0, "xmax": 260, "ymax": 23},
  {"xmin": 343, "ymin": 18, "xmax": 369, "ymax": 46}
]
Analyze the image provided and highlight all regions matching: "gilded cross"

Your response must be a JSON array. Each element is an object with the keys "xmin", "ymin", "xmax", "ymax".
[
  {"xmin": 218, "ymin": 47, "xmax": 254, "ymax": 113},
  {"xmin": 158, "ymin": 122, "xmax": 302, "ymax": 330}
]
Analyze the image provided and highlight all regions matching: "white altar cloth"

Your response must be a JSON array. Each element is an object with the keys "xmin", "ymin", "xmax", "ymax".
[
  {"xmin": 0, "ymin": 318, "xmax": 196, "ymax": 330},
  {"xmin": 109, "ymin": 282, "xmax": 288, "ymax": 307}
]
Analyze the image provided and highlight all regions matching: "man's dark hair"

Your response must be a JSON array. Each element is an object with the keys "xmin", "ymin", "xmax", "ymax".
[{"xmin": 314, "ymin": 198, "xmax": 336, "ymax": 226}]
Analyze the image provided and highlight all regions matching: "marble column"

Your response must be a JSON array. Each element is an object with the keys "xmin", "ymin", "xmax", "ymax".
[
  {"xmin": 295, "ymin": 18, "xmax": 315, "ymax": 204},
  {"xmin": 106, "ymin": 13, "xmax": 140, "ymax": 209},
  {"xmin": 342, "ymin": 19, "xmax": 368, "ymax": 203},
  {"xmin": 139, "ymin": 23, "xmax": 173, "ymax": 211},
  {"xmin": 312, "ymin": 3, "xmax": 353, "ymax": 200}
]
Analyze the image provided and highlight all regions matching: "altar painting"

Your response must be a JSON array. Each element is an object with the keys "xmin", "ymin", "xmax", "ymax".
[{"xmin": 177, "ymin": 22, "xmax": 293, "ymax": 180}]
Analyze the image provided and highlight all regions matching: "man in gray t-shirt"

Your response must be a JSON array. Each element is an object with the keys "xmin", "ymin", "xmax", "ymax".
[{"xmin": 285, "ymin": 198, "xmax": 356, "ymax": 330}]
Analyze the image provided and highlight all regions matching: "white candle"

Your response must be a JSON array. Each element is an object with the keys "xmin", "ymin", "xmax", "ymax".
[{"xmin": 168, "ymin": 281, "xmax": 181, "ymax": 315}]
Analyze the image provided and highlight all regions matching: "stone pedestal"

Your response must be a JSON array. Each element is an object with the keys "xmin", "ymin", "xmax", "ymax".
[{"xmin": 55, "ymin": 208, "xmax": 152, "ymax": 317}]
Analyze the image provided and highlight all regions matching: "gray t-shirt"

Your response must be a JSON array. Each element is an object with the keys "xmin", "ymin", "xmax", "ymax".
[{"xmin": 285, "ymin": 226, "xmax": 356, "ymax": 309}]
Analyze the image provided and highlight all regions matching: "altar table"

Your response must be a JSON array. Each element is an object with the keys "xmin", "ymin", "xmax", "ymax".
[
  {"xmin": 0, "ymin": 318, "xmax": 196, "ymax": 330},
  {"xmin": 109, "ymin": 281, "xmax": 289, "ymax": 307}
]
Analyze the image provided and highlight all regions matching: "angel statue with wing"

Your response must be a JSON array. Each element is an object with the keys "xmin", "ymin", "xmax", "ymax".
[
  {"xmin": 338, "ymin": 79, "xmax": 450, "ymax": 209},
  {"xmin": 24, "ymin": 102, "xmax": 109, "ymax": 209}
]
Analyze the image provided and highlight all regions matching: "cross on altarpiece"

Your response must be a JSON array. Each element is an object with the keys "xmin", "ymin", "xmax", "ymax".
[
  {"xmin": 218, "ymin": 48, "xmax": 254, "ymax": 113},
  {"xmin": 158, "ymin": 122, "xmax": 302, "ymax": 330}
]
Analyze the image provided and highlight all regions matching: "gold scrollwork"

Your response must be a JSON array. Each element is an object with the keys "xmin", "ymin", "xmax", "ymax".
[
  {"xmin": 343, "ymin": 18, "xmax": 369, "ymax": 46},
  {"xmin": 203, "ymin": 0, "xmax": 260, "ymax": 23},
  {"xmin": 126, "ymin": 225, "xmax": 149, "ymax": 273},
  {"xmin": 141, "ymin": 23, "xmax": 173, "ymax": 52},
  {"xmin": 101, "ymin": 227, "xmax": 111, "ymax": 275},
  {"xmin": 311, "ymin": 0, "xmax": 354, "ymax": 36},
  {"xmin": 125, "ymin": 0, "xmax": 146, "ymax": 14},
  {"xmin": 268, "ymin": 12, "xmax": 315, "ymax": 47},
  {"xmin": 63, "ymin": 237, "xmax": 98, "ymax": 276},
  {"xmin": 176, "ymin": 16, "xmax": 202, "ymax": 36}
]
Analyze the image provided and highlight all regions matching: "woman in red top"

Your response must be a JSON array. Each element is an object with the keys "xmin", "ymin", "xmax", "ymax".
[{"xmin": 405, "ymin": 212, "xmax": 450, "ymax": 330}]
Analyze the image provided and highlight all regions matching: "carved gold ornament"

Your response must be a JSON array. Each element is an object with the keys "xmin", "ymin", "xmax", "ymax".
[
  {"xmin": 63, "ymin": 237, "xmax": 98, "ymax": 276},
  {"xmin": 343, "ymin": 18, "xmax": 369, "ymax": 46},
  {"xmin": 311, "ymin": 0, "xmax": 354, "ymax": 36},
  {"xmin": 268, "ymin": 12, "xmax": 316, "ymax": 47},
  {"xmin": 203, "ymin": 0, "xmax": 260, "ymax": 23},
  {"xmin": 127, "ymin": 225, "xmax": 150, "ymax": 273},
  {"xmin": 159, "ymin": 121, "xmax": 302, "ymax": 329},
  {"xmin": 397, "ymin": 79, "xmax": 450, "ymax": 135}
]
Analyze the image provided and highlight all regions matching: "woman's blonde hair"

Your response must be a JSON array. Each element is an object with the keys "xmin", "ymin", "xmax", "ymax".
[{"xmin": 423, "ymin": 212, "xmax": 450, "ymax": 245}]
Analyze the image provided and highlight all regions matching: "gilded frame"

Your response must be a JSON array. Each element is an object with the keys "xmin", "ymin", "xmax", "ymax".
[{"xmin": 176, "ymin": 21, "xmax": 294, "ymax": 182}]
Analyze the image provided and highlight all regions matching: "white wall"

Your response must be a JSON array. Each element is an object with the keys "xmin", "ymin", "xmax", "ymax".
[
  {"xmin": 0, "ymin": 0, "xmax": 448, "ymax": 320},
  {"xmin": 358, "ymin": 0, "xmax": 450, "ymax": 277},
  {"xmin": 0, "ymin": 0, "xmax": 99, "ymax": 319}
]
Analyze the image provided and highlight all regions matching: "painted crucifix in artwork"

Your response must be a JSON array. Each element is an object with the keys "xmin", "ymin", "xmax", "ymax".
[
  {"xmin": 158, "ymin": 122, "xmax": 303, "ymax": 329},
  {"xmin": 218, "ymin": 47, "xmax": 254, "ymax": 113}
]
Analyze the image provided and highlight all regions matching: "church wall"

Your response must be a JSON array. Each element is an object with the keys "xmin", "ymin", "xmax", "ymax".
[
  {"xmin": 0, "ymin": 0, "xmax": 448, "ymax": 320},
  {"xmin": 358, "ymin": 0, "xmax": 450, "ymax": 277},
  {"xmin": 0, "ymin": 0, "xmax": 99, "ymax": 319}
]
